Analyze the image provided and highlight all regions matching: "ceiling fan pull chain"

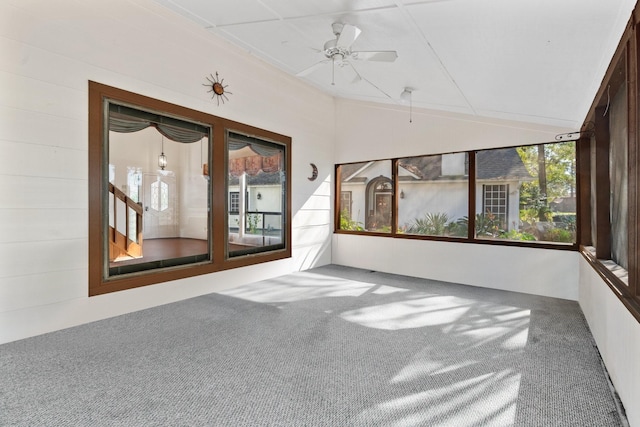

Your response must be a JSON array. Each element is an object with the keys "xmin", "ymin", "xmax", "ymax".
[
  {"xmin": 332, "ymin": 56, "xmax": 336, "ymax": 85},
  {"xmin": 410, "ymin": 95, "xmax": 413, "ymax": 123}
]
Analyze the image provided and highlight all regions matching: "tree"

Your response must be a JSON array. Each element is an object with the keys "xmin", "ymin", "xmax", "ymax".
[
  {"xmin": 517, "ymin": 141, "xmax": 576, "ymax": 216},
  {"xmin": 537, "ymin": 144, "xmax": 548, "ymax": 221}
]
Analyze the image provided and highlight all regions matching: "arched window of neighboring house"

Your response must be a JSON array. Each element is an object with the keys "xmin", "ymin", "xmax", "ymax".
[{"xmin": 366, "ymin": 176, "xmax": 393, "ymax": 231}]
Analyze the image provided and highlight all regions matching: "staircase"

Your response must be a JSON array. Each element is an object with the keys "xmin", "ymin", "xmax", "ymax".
[{"xmin": 109, "ymin": 183, "xmax": 143, "ymax": 261}]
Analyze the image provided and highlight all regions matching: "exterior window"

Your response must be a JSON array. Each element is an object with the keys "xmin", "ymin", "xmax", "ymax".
[
  {"xmin": 150, "ymin": 180, "xmax": 169, "ymax": 212},
  {"xmin": 337, "ymin": 160, "xmax": 392, "ymax": 232},
  {"xmin": 127, "ymin": 167, "xmax": 142, "ymax": 203},
  {"xmin": 608, "ymin": 56, "xmax": 629, "ymax": 269},
  {"xmin": 229, "ymin": 192, "xmax": 240, "ymax": 213},
  {"xmin": 398, "ymin": 153, "xmax": 468, "ymax": 237},
  {"xmin": 336, "ymin": 142, "xmax": 576, "ymax": 245},
  {"xmin": 579, "ymin": 13, "xmax": 640, "ymax": 322},
  {"xmin": 89, "ymin": 82, "xmax": 291, "ymax": 296},
  {"xmin": 340, "ymin": 191, "xmax": 352, "ymax": 218},
  {"xmin": 482, "ymin": 184, "xmax": 508, "ymax": 229},
  {"xmin": 475, "ymin": 144, "xmax": 576, "ymax": 243}
]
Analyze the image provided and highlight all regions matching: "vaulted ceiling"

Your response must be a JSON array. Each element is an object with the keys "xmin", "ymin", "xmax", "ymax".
[{"xmin": 152, "ymin": 0, "xmax": 635, "ymax": 129}]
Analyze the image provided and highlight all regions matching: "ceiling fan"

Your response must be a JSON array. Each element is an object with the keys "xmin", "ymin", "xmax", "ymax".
[{"xmin": 296, "ymin": 22, "xmax": 398, "ymax": 86}]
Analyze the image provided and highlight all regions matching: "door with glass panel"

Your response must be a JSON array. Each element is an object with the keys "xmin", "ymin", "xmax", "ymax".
[{"xmin": 143, "ymin": 173, "xmax": 177, "ymax": 239}]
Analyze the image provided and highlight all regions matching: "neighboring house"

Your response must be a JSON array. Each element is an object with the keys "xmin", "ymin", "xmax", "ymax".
[
  {"xmin": 340, "ymin": 148, "xmax": 533, "ymax": 232},
  {"xmin": 228, "ymin": 171, "xmax": 283, "ymax": 245}
]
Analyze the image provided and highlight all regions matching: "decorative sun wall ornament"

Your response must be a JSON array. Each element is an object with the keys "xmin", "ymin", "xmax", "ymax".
[{"xmin": 204, "ymin": 72, "xmax": 231, "ymax": 105}]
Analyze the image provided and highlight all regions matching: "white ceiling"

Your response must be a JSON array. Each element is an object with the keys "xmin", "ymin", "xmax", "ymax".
[{"xmin": 152, "ymin": 0, "xmax": 635, "ymax": 129}]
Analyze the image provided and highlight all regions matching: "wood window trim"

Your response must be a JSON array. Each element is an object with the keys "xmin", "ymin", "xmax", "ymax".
[
  {"xmin": 593, "ymin": 107, "xmax": 612, "ymax": 259},
  {"xmin": 89, "ymin": 81, "xmax": 291, "ymax": 296},
  {"xmin": 335, "ymin": 143, "xmax": 578, "ymax": 252},
  {"xmin": 579, "ymin": 6, "xmax": 640, "ymax": 323}
]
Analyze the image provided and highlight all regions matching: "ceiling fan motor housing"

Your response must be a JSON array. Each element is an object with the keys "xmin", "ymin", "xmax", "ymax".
[{"xmin": 323, "ymin": 39, "xmax": 348, "ymax": 61}]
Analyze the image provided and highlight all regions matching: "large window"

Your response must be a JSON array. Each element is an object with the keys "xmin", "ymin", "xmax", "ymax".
[
  {"xmin": 397, "ymin": 153, "xmax": 469, "ymax": 238},
  {"xmin": 336, "ymin": 141, "xmax": 577, "ymax": 247},
  {"xmin": 337, "ymin": 160, "xmax": 392, "ymax": 233},
  {"xmin": 475, "ymin": 143, "xmax": 576, "ymax": 244},
  {"xmin": 227, "ymin": 132, "xmax": 286, "ymax": 257},
  {"xmin": 579, "ymin": 9, "xmax": 640, "ymax": 320},
  {"xmin": 89, "ymin": 82, "xmax": 291, "ymax": 295}
]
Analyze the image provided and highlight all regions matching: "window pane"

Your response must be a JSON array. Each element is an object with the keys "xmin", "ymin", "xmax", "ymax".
[
  {"xmin": 227, "ymin": 132, "xmax": 286, "ymax": 257},
  {"xmin": 476, "ymin": 143, "xmax": 576, "ymax": 244},
  {"xmin": 609, "ymin": 74, "xmax": 628, "ymax": 268},
  {"xmin": 398, "ymin": 153, "xmax": 469, "ymax": 237},
  {"xmin": 338, "ymin": 160, "xmax": 392, "ymax": 233},
  {"xmin": 107, "ymin": 102, "xmax": 211, "ymax": 276}
]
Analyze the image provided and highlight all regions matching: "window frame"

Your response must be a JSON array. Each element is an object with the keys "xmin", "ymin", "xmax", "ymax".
[
  {"xmin": 482, "ymin": 184, "xmax": 509, "ymax": 229},
  {"xmin": 229, "ymin": 191, "xmax": 240, "ymax": 213},
  {"xmin": 335, "ymin": 142, "xmax": 579, "ymax": 251},
  {"xmin": 89, "ymin": 82, "xmax": 291, "ymax": 296},
  {"xmin": 579, "ymin": 9, "xmax": 640, "ymax": 322},
  {"xmin": 340, "ymin": 191, "xmax": 352, "ymax": 218}
]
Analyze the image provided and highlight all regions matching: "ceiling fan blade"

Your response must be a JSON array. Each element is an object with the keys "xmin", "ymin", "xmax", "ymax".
[
  {"xmin": 352, "ymin": 51, "xmax": 398, "ymax": 62},
  {"xmin": 336, "ymin": 24, "xmax": 361, "ymax": 48},
  {"xmin": 296, "ymin": 60, "xmax": 329, "ymax": 77}
]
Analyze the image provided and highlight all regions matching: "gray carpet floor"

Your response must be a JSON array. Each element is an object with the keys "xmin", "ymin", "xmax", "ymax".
[{"xmin": 0, "ymin": 265, "xmax": 625, "ymax": 426}]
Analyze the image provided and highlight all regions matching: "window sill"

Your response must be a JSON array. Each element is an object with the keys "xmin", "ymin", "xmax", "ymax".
[
  {"xmin": 334, "ymin": 228, "xmax": 577, "ymax": 251},
  {"xmin": 580, "ymin": 245, "xmax": 640, "ymax": 323}
]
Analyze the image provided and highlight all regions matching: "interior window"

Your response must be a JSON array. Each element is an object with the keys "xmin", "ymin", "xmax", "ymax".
[
  {"xmin": 227, "ymin": 131, "xmax": 286, "ymax": 257},
  {"xmin": 107, "ymin": 103, "xmax": 211, "ymax": 277},
  {"xmin": 89, "ymin": 82, "xmax": 292, "ymax": 295}
]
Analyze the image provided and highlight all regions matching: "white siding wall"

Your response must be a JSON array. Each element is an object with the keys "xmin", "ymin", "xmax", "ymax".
[{"xmin": 0, "ymin": 0, "xmax": 334, "ymax": 343}]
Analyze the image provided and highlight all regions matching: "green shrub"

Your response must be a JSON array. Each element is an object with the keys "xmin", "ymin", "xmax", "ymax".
[
  {"xmin": 543, "ymin": 227, "xmax": 574, "ymax": 243},
  {"xmin": 408, "ymin": 212, "xmax": 450, "ymax": 236},
  {"xmin": 340, "ymin": 209, "xmax": 363, "ymax": 231},
  {"xmin": 499, "ymin": 229, "xmax": 537, "ymax": 241}
]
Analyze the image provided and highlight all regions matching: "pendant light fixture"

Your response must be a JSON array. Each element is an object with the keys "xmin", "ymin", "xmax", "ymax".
[
  {"xmin": 158, "ymin": 135, "xmax": 167, "ymax": 170},
  {"xmin": 400, "ymin": 87, "xmax": 414, "ymax": 123}
]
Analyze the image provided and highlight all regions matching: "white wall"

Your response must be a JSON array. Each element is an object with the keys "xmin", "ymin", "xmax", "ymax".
[
  {"xmin": 334, "ymin": 234, "xmax": 579, "ymax": 300},
  {"xmin": 334, "ymin": 99, "xmax": 574, "ymax": 162},
  {"xmin": 0, "ymin": 0, "xmax": 334, "ymax": 344},
  {"xmin": 579, "ymin": 257, "xmax": 640, "ymax": 426},
  {"xmin": 332, "ymin": 99, "xmax": 580, "ymax": 301}
]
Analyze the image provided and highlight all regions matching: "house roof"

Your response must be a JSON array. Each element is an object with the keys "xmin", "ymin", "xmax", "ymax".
[
  {"xmin": 341, "ymin": 147, "xmax": 532, "ymax": 182},
  {"xmin": 476, "ymin": 148, "xmax": 532, "ymax": 181},
  {"xmin": 228, "ymin": 171, "xmax": 281, "ymax": 186}
]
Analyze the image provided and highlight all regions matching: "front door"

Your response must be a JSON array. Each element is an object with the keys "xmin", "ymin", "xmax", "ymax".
[{"xmin": 373, "ymin": 193, "xmax": 391, "ymax": 230}]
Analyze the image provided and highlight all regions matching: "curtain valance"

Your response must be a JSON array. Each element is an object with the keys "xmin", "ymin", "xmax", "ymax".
[{"xmin": 108, "ymin": 103, "xmax": 209, "ymax": 143}]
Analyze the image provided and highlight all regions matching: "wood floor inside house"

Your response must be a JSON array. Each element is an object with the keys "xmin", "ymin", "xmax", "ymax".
[
  {"xmin": 110, "ymin": 238, "xmax": 255, "ymax": 268},
  {"xmin": 110, "ymin": 238, "xmax": 208, "ymax": 267}
]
